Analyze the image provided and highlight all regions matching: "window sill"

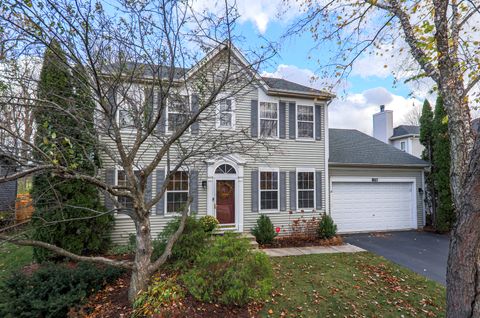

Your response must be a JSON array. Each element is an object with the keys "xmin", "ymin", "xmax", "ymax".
[
  {"xmin": 259, "ymin": 209, "xmax": 280, "ymax": 214},
  {"xmin": 295, "ymin": 138, "xmax": 316, "ymax": 142}
]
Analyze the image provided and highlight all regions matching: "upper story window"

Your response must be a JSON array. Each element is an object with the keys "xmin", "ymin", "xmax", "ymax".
[
  {"xmin": 297, "ymin": 169, "xmax": 315, "ymax": 210},
  {"xmin": 118, "ymin": 85, "xmax": 145, "ymax": 129},
  {"xmin": 400, "ymin": 141, "xmax": 406, "ymax": 152},
  {"xmin": 166, "ymin": 171, "xmax": 189, "ymax": 213},
  {"xmin": 217, "ymin": 99, "xmax": 235, "ymax": 129},
  {"xmin": 297, "ymin": 105, "xmax": 314, "ymax": 139},
  {"xmin": 259, "ymin": 169, "xmax": 279, "ymax": 211},
  {"xmin": 167, "ymin": 95, "xmax": 190, "ymax": 133},
  {"xmin": 259, "ymin": 102, "xmax": 278, "ymax": 138},
  {"xmin": 116, "ymin": 170, "xmax": 141, "ymax": 210}
]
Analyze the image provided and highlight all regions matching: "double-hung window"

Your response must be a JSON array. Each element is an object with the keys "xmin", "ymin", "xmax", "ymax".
[
  {"xmin": 118, "ymin": 85, "xmax": 144, "ymax": 129},
  {"xmin": 117, "ymin": 170, "xmax": 141, "ymax": 210},
  {"xmin": 217, "ymin": 99, "xmax": 235, "ymax": 129},
  {"xmin": 165, "ymin": 171, "xmax": 189, "ymax": 214},
  {"xmin": 167, "ymin": 95, "xmax": 190, "ymax": 133},
  {"xmin": 297, "ymin": 105, "xmax": 314, "ymax": 139},
  {"xmin": 259, "ymin": 169, "xmax": 279, "ymax": 211},
  {"xmin": 259, "ymin": 102, "xmax": 278, "ymax": 138},
  {"xmin": 297, "ymin": 169, "xmax": 315, "ymax": 210}
]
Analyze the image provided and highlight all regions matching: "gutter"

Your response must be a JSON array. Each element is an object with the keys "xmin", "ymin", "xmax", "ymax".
[
  {"xmin": 328, "ymin": 162, "xmax": 430, "ymax": 168},
  {"xmin": 389, "ymin": 134, "xmax": 420, "ymax": 141}
]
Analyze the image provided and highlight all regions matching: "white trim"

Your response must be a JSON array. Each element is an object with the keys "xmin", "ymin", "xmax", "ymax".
[
  {"xmin": 421, "ymin": 170, "xmax": 426, "ymax": 226},
  {"xmin": 258, "ymin": 101, "xmax": 279, "ymax": 139},
  {"xmin": 206, "ymin": 156, "xmax": 245, "ymax": 232},
  {"xmin": 166, "ymin": 95, "xmax": 191, "ymax": 134},
  {"xmin": 330, "ymin": 176, "xmax": 418, "ymax": 230},
  {"xmin": 258, "ymin": 167, "xmax": 280, "ymax": 213},
  {"xmin": 215, "ymin": 97, "xmax": 236, "ymax": 130},
  {"xmin": 164, "ymin": 167, "xmax": 190, "ymax": 216},
  {"xmin": 295, "ymin": 104, "xmax": 315, "ymax": 140},
  {"xmin": 324, "ymin": 103, "xmax": 330, "ymax": 215},
  {"xmin": 296, "ymin": 167, "xmax": 316, "ymax": 211}
]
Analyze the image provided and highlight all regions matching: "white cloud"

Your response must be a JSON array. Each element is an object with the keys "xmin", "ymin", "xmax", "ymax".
[
  {"xmin": 329, "ymin": 89, "xmax": 422, "ymax": 135},
  {"xmin": 192, "ymin": 0, "xmax": 301, "ymax": 34}
]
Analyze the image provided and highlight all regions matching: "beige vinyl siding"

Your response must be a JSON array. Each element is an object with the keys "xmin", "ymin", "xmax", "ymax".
[
  {"xmin": 105, "ymin": 80, "xmax": 328, "ymax": 243},
  {"xmin": 329, "ymin": 166, "xmax": 425, "ymax": 228}
]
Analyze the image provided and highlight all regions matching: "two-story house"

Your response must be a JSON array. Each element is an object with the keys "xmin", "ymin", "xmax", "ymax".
[{"xmin": 102, "ymin": 43, "xmax": 428, "ymax": 243}]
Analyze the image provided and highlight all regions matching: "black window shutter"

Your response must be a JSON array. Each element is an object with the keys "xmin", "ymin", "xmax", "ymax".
[
  {"xmin": 251, "ymin": 169, "xmax": 259, "ymax": 212},
  {"xmin": 156, "ymin": 90, "xmax": 166, "ymax": 134},
  {"xmin": 315, "ymin": 104, "xmax": 322, "ymax": 140},
  {"xmin": 189, "ymin": 170, "xmax": 199, "ymax": 212},
  {"xmin": 315, "ymin": 171, "xmax": 322, "ymax": 210},
  {"xmin": 251, "ymin": 100, "xmax": 258, "ymax": 138},
  {"xmin": 156, "ymin": 169, "xmax": 165, "ymax": 215},
  {"xmin": 289, "ymin": 102, "xmax": 296, "ymax": 139},
  {"xmin": 104, "ymin": 168, "xmax": 116, "ymax": 211},
  {"xmin": 279, "ymin": 101, "xmax": 286, "ymax": 139},
  {"xmin": 289, "ymin": 171, "xmax": 296, "ymax": 210},
  {"xmin": 280, "ymin": 171, "xmax": 287, "ymax": 211},
  {"xmin": 144, "ymin": 173, "xmax": 152, "ymax": 205},
  {"xmin": 191, "ymin": 95, "xmax": 200, "ymax": 134}
]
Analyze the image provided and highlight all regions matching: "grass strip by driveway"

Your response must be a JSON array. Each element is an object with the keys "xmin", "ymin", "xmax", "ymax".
[
  {"xmin": 0, "ymin": 243, "xmax": 32, "ymax": 280},
  {"xmin": 260, "ymin": 252, "xmax": 445, "ymax": 318}
]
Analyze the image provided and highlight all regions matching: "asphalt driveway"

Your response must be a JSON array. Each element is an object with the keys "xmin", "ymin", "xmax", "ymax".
[{"xmin": 344, "ymin": 231, "xmax": 449, "ymax": 285}]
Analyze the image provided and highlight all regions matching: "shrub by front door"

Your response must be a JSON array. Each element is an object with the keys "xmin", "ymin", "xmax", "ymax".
[{"xmin": 216, "ymin": 180, "xmax": 235, "ymax": 224}]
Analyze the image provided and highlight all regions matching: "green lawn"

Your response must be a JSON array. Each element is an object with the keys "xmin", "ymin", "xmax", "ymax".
[
  {"xmin": 260, "ymin": 252, "xmax": 445, "ymax": 318},
  {"xmin": 0, "ymin": 243, "xmax": 33, "ymax": 280}
]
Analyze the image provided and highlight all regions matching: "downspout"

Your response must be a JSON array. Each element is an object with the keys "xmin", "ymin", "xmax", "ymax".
[{"xmin": 324, "ymin": 99, "xmax": 332, "ymax": 216}]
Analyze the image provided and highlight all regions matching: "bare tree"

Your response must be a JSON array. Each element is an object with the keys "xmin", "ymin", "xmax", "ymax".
[
  {"xmin": 402, "ymin": 103, "xmax": 421, "ymax": 126},
  {"xmin": 0, "ymin": 0, "xmax": 274, "ymax": 301},
  {"xmin": 285, "ymin": 0, "xmax": 480, "ymax": 316}
]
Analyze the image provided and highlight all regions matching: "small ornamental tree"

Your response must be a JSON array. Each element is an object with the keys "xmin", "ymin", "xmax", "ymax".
[
  {"xmin": 419, "ymin": 99, "xmax": 436, "ymax": 226},
  {"xmin": 251, "ymin": 215, "xmax": 277, "ymax": 245},
  {"xmin": 432, "ymin": 96, "xmax": 454, "ymax": 232},
  {"xmin": 31, "ymin": 42, "xmax": 113, "ymax": 262}
]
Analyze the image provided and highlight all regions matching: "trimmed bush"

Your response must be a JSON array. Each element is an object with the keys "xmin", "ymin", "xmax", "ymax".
[
  {"xmin": 251, "ymin": 215, "xmax": 277, "ymax": 244},
  {"xmin": 0, "ymin": 262, "xmax": 124, "ymax": 318},
  {"xmin": 133, "ymin": 276, "xmax": 185, "ymax": 317},
  {"xmin": 317, "ymin": 214, "xmax": 337, "ymax": 239},
  {"xmin": 199, "ymin": 215, "xmax": 219, "ymax": 232},
  {"xmin": 182, "ymin": 233, "xmax": 273, "ymax": 305},
  {"xmin": 152, "ymin": 216, "xmax": 209, "ymax": 268}
]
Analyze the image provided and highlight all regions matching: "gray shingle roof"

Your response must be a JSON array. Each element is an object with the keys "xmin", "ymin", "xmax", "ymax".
[
  {"xmin": 472, "ymin": 118, "xmax": 480, "ymax": 134},
  {"xmin": 261, "ymin": 77, "xmax": 324, "ymax": 94},
  {"xmin": 329, "ymin": 128, "xmax": 429, "ymax": 166},
  {"xmin": 391, "ymin": 125, "xmax": 420, "ymax": 139}
]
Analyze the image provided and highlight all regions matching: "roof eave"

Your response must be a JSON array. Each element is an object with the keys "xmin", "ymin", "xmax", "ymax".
[
  {"xmin": 328, "ymin": 162, "xmax": 430, "ymax": 168},
  {"xmin": 389, "ymin": 134, "xmax": 420, "ymax": 141},
  {"xmin": 267, "ymin": 88, "xmax": 335, "ymax": 100}
]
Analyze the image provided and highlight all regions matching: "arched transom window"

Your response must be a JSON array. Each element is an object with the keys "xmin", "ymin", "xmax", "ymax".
[{"xmin": 215, "ymin": 164, "xmax": 236, "ymax": 174}]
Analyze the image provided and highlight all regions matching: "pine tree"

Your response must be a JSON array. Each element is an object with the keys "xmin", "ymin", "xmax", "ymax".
[
  {"xmin": 432, "ymin": 95, "xmax": 455, "ymax": 232},
  {"xmin": 31, "ymin": 42, "xmax": 113, "ymax": 262},
  {"xmin": 419, "ymin": 99, "xmax": 436, "ymax": 226}
]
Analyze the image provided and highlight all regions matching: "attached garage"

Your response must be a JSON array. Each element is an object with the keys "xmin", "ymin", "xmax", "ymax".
[{"xmin": 328, "ymin": 129, "xmax": 429, "ymax": 233}]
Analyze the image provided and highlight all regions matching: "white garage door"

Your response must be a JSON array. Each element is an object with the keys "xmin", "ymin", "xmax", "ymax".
[{"xmin": 331, "ymin": 182, "xmax": 415, "ymax": 233}]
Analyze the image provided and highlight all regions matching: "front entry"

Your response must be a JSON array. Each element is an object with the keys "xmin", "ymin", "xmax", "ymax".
[{"xmin": 216, "ymin": 180, "xmax": 235, "ymax": 224}]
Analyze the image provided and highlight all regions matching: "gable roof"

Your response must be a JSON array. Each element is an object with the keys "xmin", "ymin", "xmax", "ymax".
[
  {"xmin": 329, "ymin": 128, "xmax": 429, "ymax": 167},
  {"xmin": 261, "ymin": 77, "xmax": 328, "ymax": 95},
  {"xmin": 390, "ymin": 125, "xmax": 420, "ymax": 139}
]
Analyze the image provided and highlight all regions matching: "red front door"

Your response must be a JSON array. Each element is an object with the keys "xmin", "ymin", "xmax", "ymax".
[{"xmin": 216, "ymin": 180, "xmax": 235, "ymax": 224}]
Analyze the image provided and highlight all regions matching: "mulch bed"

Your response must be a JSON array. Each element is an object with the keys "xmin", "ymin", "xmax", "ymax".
[
  {"xmin": 68, "ymin": 270, "xmax": 263, "ymax": 318},
  {"xmin": 259, "ymin": 235, "xmax": 343, "ymax": 249}
]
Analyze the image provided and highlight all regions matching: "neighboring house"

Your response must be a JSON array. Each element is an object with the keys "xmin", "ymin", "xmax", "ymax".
[
  {"xmin": 473, "ymin": 118, "xmax": 480, "ymax": 135},
  {"xmin": 0, "ymin": 156, "xmax": 17, "ymax": 212},
  {"xmin": 102, "ymin": 43, "xmax": 428, "ymax": 243},
  {"xmin": 329, "ymin": 129, "xmax": 429, "ymax": 233},
  {"xmin": 373, "ymin": 105, "xmax": 424, "ymax": 158}
]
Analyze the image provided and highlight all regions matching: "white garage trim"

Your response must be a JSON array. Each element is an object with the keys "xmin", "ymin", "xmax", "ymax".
[{"xmin": 330, "ymin": 176, "xmax": 417, "ymax": 232}]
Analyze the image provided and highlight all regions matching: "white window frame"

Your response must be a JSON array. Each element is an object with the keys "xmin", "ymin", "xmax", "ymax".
[
  {"xmin": 166, "ymin": 95, "xmax": 191, "ymax": 134},
  {"xmin": 296, "ymin": 168, "xmax": 316, "ymax": 211},
  {"xmin": 216, "ymin": 98, "xmax": 236, "ymax": 130},
  {"xmin": 258, "ymin": 101, "xmax": 279, "ymax": 139},
  {"xmin": 296, "ymin": 104, "xmax": 315, "ymax": 140},
  {"xmin": 164, "ymin": 168, "xmax": 190, "ymax": 215},
  {"xmin": 400, "ymin": 141, "xmax": 406, "ymax": 152},
  {"xmin": 114, "ymin": 167, "xmax": 141, "ymax": 212},
  {"xmin": 258, "ymin": 167, "xmax": 280, "ymax": 213}
]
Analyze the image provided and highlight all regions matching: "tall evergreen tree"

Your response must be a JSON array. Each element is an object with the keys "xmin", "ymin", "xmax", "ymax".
[
  {"xmin": 432, "ymin": 95, "xmax": 455, "ymax": 232},
  {"xmin": 31, "ymin": 42, "xmax": 113, "ymax": 262},
  {"xmin": 419, "ymin": 99, "xmax": 436, "ymax": 226}
]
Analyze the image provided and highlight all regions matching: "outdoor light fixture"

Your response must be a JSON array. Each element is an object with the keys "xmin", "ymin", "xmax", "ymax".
[
  {"xmin": 202, "ymin": 180, "xmax": 207, "ymax": 190},
  {"xmin": 418, "ymin": 188, "xmax": 424, "ymax": 194}
]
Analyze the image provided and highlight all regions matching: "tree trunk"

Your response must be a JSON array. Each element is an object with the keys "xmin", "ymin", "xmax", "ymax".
[{"xmin": 128, "ymin": 215, "xmax": 153, "ymax": 302}]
